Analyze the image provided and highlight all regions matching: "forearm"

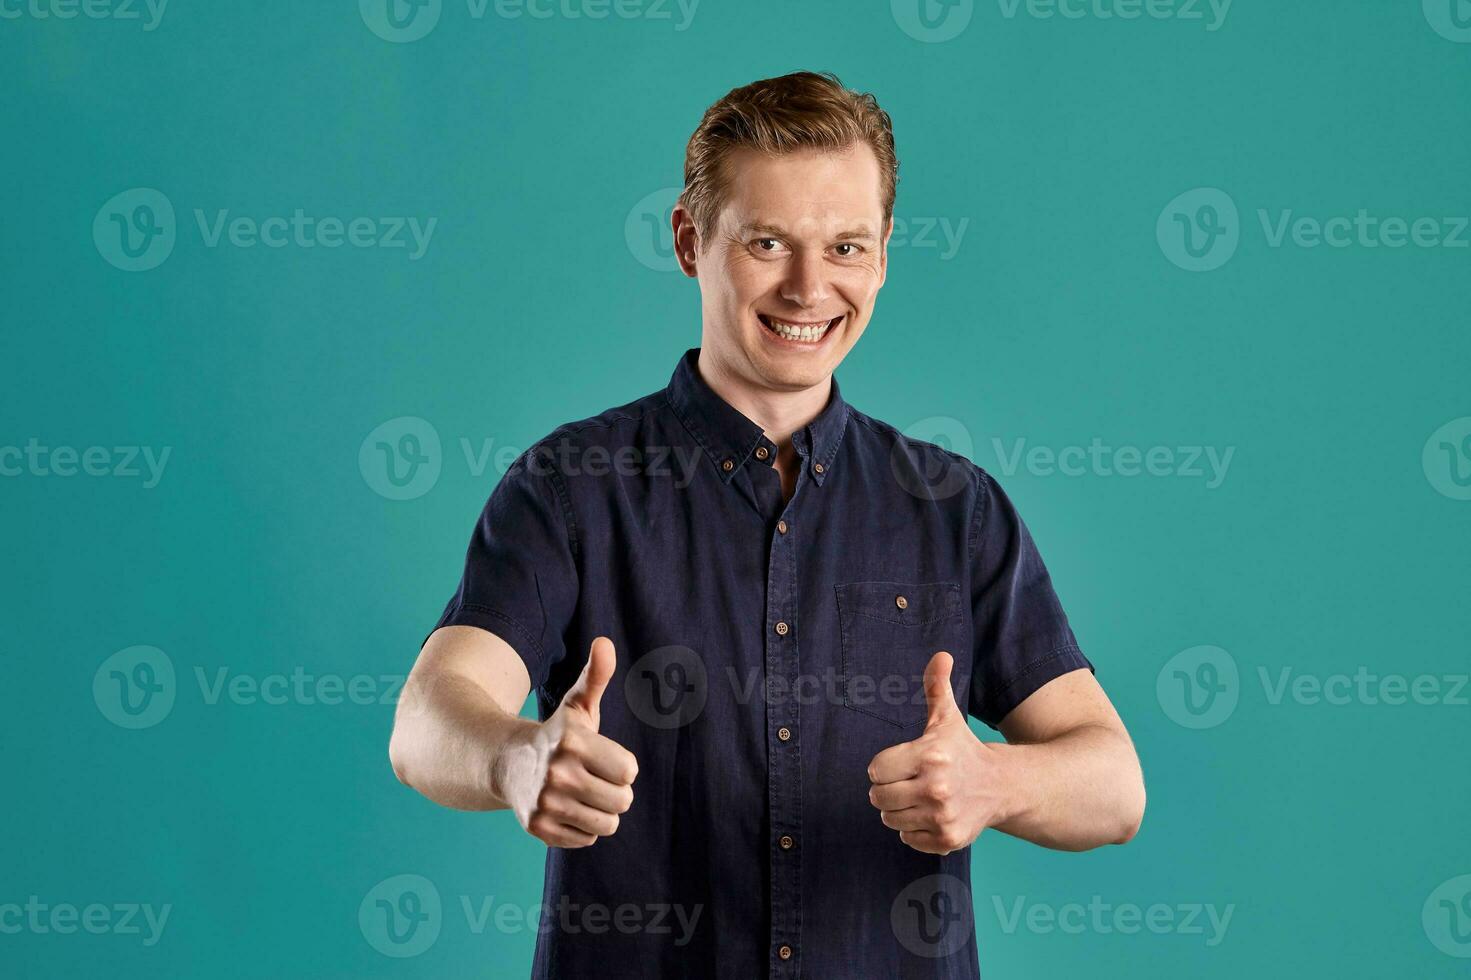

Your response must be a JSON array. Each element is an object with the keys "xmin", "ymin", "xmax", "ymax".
[
  {"xmin": 991, "ymin": 723, "xmax": 1145, "ymax": 851},
  {"xmin": 389, "ymin": 669, "xmax": 536, "ymax": 811}
]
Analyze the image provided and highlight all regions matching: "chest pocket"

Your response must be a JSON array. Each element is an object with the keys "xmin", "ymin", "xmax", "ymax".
[{"xmin": 835, "ymin": 581, "xmax": 964, "ymax": 729}]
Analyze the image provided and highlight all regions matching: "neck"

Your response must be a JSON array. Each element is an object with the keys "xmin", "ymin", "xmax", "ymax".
[{"xmin": 696, "ymin": 348, "xmax": 831, "ymax": 449}]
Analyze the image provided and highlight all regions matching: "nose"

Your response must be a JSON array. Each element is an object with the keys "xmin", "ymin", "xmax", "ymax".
[{"xmin": 779, "ymin": 249, "xmax": 832, "ymax": 311}]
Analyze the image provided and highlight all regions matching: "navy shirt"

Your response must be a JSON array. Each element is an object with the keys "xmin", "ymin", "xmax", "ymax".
[{"xmin": 435, "ymin": 348, "xmax": 1093, "ymax": 978}]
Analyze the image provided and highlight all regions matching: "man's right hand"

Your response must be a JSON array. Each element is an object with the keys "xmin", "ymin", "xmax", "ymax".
[{"xmin": 497, "ymin": 636, "xmax": 639, "ymax": 848}]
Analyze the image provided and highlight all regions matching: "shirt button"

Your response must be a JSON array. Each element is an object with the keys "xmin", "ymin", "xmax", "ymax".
[
  {"xmin": 814, "ymin": 462, "xmax": 825, "ymax": 474},
  {"xmin": 755, "ymin": 446, "xmax": 769, "ymax": 461},
  {"xmin": 777, "ymin": 726, "xmax": 791, "ymax": 741},
  {"xmin": 779, "ymin": 835, "xmax": 794, "ymax": 850},
  {"xmin": 721, "ymin": 459, "xmax": 734, "ymax": 472},
  {"xmin": 774, "ymin": 621, "xmax": 789, "ymax": 636},
  {"xmin": 778, "ymin": 945, "xmax": 793, "ymax": 961},
  {"xmin": 777, "ymin": 519, "xmax": 788, "ymax": 534},
  {"xmin": 895, "ymin": 595, "xmax": 908, "ymax": 610}
]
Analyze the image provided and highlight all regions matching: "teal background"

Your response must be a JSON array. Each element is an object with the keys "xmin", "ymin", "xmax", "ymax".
[{"xmin": 3, "ymin": 0, "xmax": 1469, "ymax": 976}]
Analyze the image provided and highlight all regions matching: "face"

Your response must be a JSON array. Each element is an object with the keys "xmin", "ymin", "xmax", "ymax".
[{"xmin": 675, "ymin": 143, "xmax": 891, "ymax": 394}]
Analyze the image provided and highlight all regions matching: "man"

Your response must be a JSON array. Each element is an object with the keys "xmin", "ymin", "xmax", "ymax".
[{"xmin": 390, "ymin": 70, "xmax": 1145, "ymax": 978}]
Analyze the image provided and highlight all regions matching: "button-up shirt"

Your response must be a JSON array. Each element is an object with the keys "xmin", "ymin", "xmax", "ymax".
[{"xmin": 435, "ymin": 347, "xmax": 1093, "ymax": 978}]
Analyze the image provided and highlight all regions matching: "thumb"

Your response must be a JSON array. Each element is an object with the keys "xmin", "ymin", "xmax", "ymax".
[
  {"xmin": 560, "ymin": 636, "xmax": 617, "ymax": 728},
  {"xmin": 923, "ymin": 651, "xmax": 960, "ymax": 729}
]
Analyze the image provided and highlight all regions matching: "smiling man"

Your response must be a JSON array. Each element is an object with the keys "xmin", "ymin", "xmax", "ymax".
[{"xmin": 389, "ymin": 71, "xmax": 1145, "ymax": 978}]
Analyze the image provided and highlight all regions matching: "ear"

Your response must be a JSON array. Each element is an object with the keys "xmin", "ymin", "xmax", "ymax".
[
  {"xmin": 878, "ymin": 214, "xmax": 893, "ymax": 289},
  {"xmin": 672, "ymin": 204, "xmax": 701, "ymax": 279}
]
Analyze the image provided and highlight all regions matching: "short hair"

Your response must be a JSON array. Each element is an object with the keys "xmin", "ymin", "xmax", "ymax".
[{"xmin": 678, "ymin": 71, "xmax": 899, "ymax": 247}]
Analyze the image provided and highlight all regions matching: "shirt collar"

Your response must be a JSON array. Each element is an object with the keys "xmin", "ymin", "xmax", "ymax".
[{"xmin": 664, "ymin": 347, "xmax": 850, "ymax": 486}]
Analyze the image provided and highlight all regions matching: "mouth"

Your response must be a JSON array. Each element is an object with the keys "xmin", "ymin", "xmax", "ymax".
[{"xmin": 756, "ymin": 313, "xmax": 844, "ymax": 346}]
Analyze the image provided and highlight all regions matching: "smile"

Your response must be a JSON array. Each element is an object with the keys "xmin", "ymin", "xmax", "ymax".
[{"xmin": 757, "ymin": 314, "xmax": 843, "ymax": 344}]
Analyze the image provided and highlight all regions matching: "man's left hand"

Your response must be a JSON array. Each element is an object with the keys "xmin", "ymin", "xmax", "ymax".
[{"xmin": 867, "ymin": 651, "xmax": 1013, "ymax": 855}]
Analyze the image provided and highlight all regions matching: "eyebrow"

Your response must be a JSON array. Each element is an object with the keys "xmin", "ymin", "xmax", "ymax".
[{"xmin": 737, "ymin": 221, "xmax": 878, "ymax": 243}]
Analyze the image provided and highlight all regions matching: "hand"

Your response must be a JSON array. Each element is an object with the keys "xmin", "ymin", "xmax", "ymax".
[
  {"xmin": 499, "ymin": 636, "xmax": 639, "ymax": 848},
  {"xmin": 867, "ymin": 651, "xmax": 1013, "ymax": 855}
]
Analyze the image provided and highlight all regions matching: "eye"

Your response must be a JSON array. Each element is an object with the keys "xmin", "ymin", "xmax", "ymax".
[
  {"xmin": 755, "ymin": 238, "xmax": 783, "ymax": 252},
  {"xmin": 833, "ymin": 243, "xmax": 863, "ymax": 258}
]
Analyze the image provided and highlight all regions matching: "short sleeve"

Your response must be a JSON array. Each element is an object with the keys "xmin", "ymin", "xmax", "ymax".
[
  {"xmin": 432, "ymin": 450, "xmax": 579, "ymax": 691},
  {"xmin": 967, "ymin": 469, "xmax": 1093, "ymax": 728}
]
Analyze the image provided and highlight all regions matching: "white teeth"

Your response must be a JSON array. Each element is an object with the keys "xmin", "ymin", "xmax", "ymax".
[{"xmin": 765, "ymin": 317, "xmax": 835, "ymax": 342}]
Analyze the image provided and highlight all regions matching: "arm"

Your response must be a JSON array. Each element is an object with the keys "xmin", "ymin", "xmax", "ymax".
[
  {"xmin": 868, "ymin": 652, "xmax": 1145, "ymax": 854},
  {"xmin": 989, "ymin": 667, "xmax": 1145, "ymax": 850},
  {"xmin": 389, "ymin": 625, "xmax": 534, "ymax": 811},
  {"xmin": 389, "ymin": 626, "xmax": 638, "ymax": 847}
]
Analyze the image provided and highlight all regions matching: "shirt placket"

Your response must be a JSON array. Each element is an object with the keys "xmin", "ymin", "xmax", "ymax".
[{"xmin": 764, "ymin": 432, "xmax": 809, "ymax": 977}]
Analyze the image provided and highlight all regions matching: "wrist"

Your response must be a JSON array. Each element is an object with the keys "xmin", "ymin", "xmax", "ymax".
[
  {"xmin": 985, "ymin": 740, "xmax": 1032, "ymax": 829},
  {"xmin": 486, "ymin": 714, "xmax": 540, "ymax": 808}
]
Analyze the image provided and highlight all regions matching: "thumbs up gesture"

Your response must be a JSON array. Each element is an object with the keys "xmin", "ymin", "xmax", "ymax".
[
  {"xmin": 866, "ymin": 651, "xmax": 1008, "ymax": 855},
  {"xmin": 502, "ymin": 636, "xmax": 639, "ymax": 848}
]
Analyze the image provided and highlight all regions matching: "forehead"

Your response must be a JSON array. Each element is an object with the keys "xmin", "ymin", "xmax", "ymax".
[{"xmin": 718, "ymin": 144, "xmax": 884, "ymax": 238}]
